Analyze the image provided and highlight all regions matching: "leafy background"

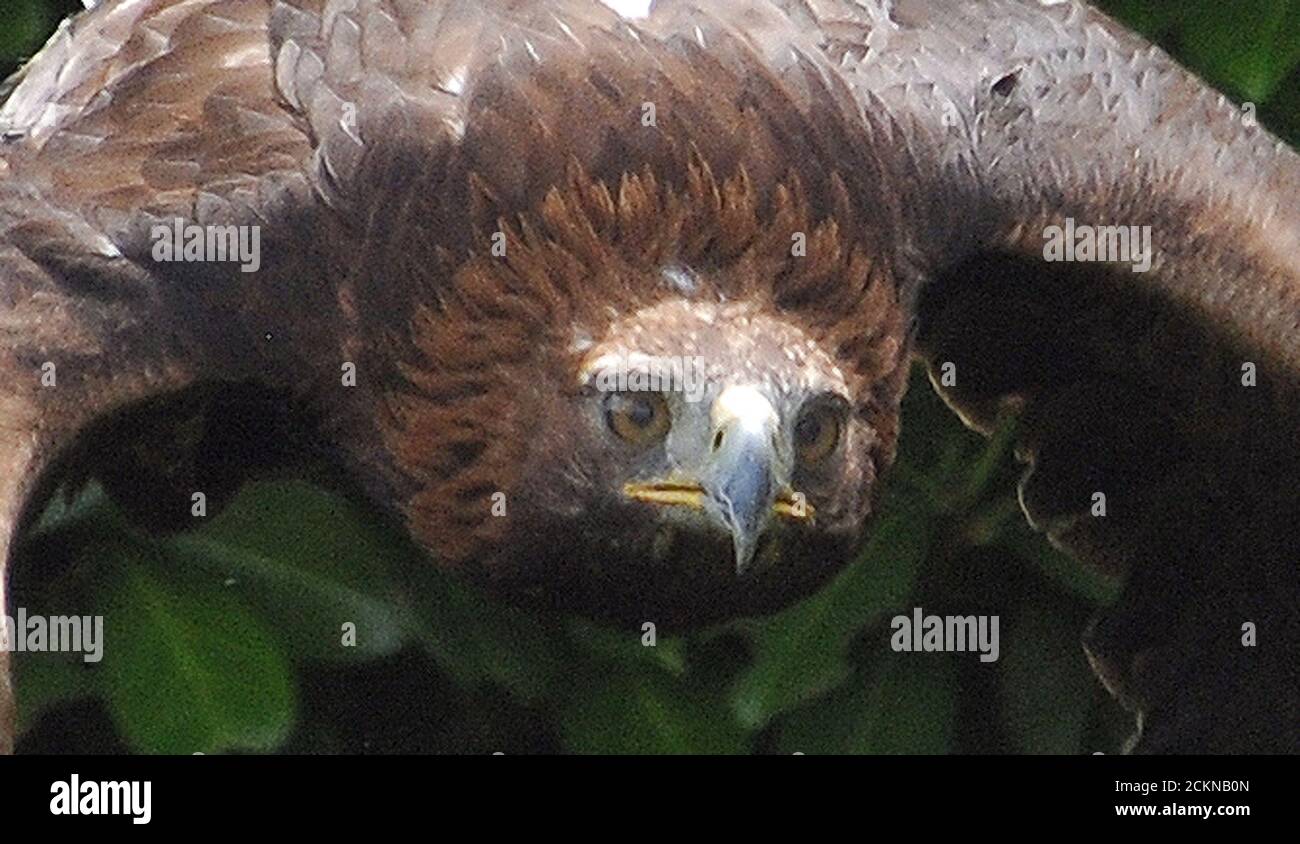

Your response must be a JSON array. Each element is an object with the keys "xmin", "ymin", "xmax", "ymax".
[{"xmin": 2, "ymin": 0, "xmax": 1297, "ymax": 754}]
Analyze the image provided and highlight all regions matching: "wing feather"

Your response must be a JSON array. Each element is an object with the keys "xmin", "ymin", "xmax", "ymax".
[{"xmin": 777, "ymin": 0, "xmax": 1300, "ymax": 752}]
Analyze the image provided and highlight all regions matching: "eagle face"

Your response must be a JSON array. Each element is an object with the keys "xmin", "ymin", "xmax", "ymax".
[
  {"xmin": 377, "ymin": 150, "xmax": 912, "ymax": 630},
  {"xmin": 434, "ymin": 290, "xmax": 896, "ymax": 630}
]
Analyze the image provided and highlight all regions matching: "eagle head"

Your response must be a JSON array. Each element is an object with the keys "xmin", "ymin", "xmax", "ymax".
[{"xmin": 379, "ymin": 159, "xmax": 911, "ymax": 630}]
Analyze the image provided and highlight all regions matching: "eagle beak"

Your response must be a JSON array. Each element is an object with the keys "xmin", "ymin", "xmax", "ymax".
[
  {"xmin": 621, "ymin": 385, "xmax": 813, "ymax": 576},
  {"xmin": 704, "ymin": 386, "xmax": 790, "ymax": 575}
]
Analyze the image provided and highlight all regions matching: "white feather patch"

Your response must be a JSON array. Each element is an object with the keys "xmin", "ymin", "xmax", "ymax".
[{"xmin": 599, "ymin": 0, "xmax": 653, "ymax": 21}]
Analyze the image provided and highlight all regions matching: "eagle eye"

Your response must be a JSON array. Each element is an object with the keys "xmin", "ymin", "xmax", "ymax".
[
  {"xmin": 604, "ymin": 391, "xmax": 671, "ymax": 446},
  {"xmin": 794, "ymin": 400, "xmax": 844, "ymax": 465}
]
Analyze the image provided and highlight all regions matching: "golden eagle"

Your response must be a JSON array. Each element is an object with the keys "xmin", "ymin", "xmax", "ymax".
[{"xmin": 0, "ymin": 0, "xmax": 1296, "ymax": 753}]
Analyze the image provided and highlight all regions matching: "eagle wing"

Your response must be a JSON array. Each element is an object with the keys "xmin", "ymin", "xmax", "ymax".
[
  {"xmin": 0, "ymin": 0, "xmax": 873, "ymax": 751},
  {"xmin": 771, "ymin": 0, "xmax": 1300, "ymax": 752}
]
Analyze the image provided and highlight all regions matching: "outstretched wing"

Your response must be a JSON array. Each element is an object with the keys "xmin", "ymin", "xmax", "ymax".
[
  {"xmin": 0, "ymin": 0, "xmax": 314, "ymax": 753},
  {"xmin": 0, "ymin": 0, "xmax": 877, "ymax": 751},
  {"xmin": 775, "ymin": 0, "xmax": 1299, "ymax": 752}
]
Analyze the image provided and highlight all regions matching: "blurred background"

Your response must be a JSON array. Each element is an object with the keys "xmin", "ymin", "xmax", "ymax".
[{"xmin": 2, "ymin": 0, "xmax": 1297, "ymax": 754}]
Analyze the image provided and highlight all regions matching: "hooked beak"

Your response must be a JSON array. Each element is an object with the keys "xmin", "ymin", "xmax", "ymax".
[
  {"xmin": 623, "ymin": 385, "xmax": 813, "ymax": 575},
  {"xmin": 706, "ymin": 385, "xmax": 784, "ymax": 574}
]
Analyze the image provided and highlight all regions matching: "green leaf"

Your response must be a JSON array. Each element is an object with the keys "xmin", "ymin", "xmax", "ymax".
[
  {"xmin": 0, "ymin": 1, "xmax": 47, "ymax": 64},
  {"xmin": 398, "ymin": 561, "xmax": 570, "ymax": 704},
  {"xmin": 728, "ymin": 493, "xmax": 931, "ymax": 730},
  {"xmin": 166, "ymin": 534, "xmax": 411, "ymax": 664},
  {"xmin": 14, "ymin": 652, "xmax": 98, "ymax": 736},
  {"xmin": 99, "ymin": 548, "xmax": 296, "ymax": 754},
  {"xmin": 1178, "ymin": 0, "xmax": 1300, "ymax": 103},
  {"xmin": 561, "ymin": 666, "xmax": 748, "ymax": 754},
  {"xmin": 566, "ymin": 618, "xmax": 686, "ymax": 676},
  {"xmin": 1000, "ymin": 527, "xmax": 1120, "ymax": 608},
  {"xmin": 175, "ymin": 481, "xmax": 415, "ymax": 663},
  {"xmin": 999, "ymin": 599, "xmax": 1097, "ymax": 754},
  {"xmin": 1260, "ymin": 71, "xmax": 1300, "ymax": 146},
  {"xmin": 16, "ymin": 484, "xmax": 137, "ymax": 735},
  {"xmin": 774, "ymin": 652, "xmax": 958, "ymax": 755},
  {"xmin": 1094, "ymin": 1, "xmax": 1182, "ymax": 41}
]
